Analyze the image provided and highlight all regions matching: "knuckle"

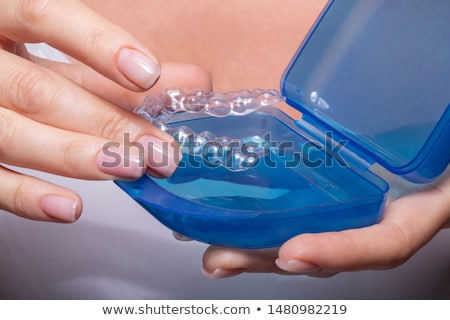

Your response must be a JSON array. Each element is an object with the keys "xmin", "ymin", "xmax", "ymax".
[
  {"xmin": 8, "ymin": 66, "xmax": 60, "ymax": 114},
  {"xmin": 57, "ymin": 139, "xmax": 99, "ymax": 179},
  {"xmin": 82, "ymin": 26, "xmax": 110, "ymax": 58},
  {"xmin": 66, "ymin": 64, "xmax": 88, "ymax": 89},
  {"xmin": 436, "ymin": 186, "xmax": 450, "ymax": 223},
  {"xmin": 98, "ymin": 112, "xmax": 131, "ymax": 140},
  {"xmin": 380, "ymin": 222, "xmax": 413, "ymax": 268},
  {"xmin": 0, "ymin": 109, "xmax": 20, "ymax": 155},
  {"xmin": 11, "ymin": 178, "xmax": 30, "ymax": 218},
  {"xmin": 16, "ymin": 0, "xmax": 55, "ymax": 28},
  {"xmin": 58, "ymin": 139, "xmax": 87, "ymax": 176}
]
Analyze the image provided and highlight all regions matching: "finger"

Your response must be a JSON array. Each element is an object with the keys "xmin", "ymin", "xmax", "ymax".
[
  {"xmin": 31, "ymin": 57, "xmax": 213, "ymax": 110},
  {"xmin": 0, "ymin": 165, "xmax": 82, "ymax": 222},
  {"xmin": 0, "ymin": 51, "xmax": 185, "ymax": 177},
  {"xmin": 1, "ymin": 0, "xmax": 160, "ymax": 90},
  {"xmin": 435, "ymin": 167, "xmax": 450, "ymax": 228},
  {"xmin": 277, "ymin": 186, "xmax": 450, "ymax": 274},
  {"xmin": 0, "ymin": 108, "xmax": 147, "ymax": 180},
  {"xmin": 202, "ymin": 246, "xmax": 337, "ymax": 279},
  {"xmin": 1, "ymin": 50, "xmax": 209, "ymax": 142},
  {"xmin": 202, "ymin": 246, "xmax": 286, "ymax": 279}
]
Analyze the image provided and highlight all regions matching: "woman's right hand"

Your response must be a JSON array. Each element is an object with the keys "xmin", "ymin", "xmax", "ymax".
[{"xmin": 0, "ymin": 0, "xmax": 211, "ymax": 223}]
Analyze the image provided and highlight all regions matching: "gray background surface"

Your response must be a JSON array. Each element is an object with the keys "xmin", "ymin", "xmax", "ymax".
[{"xmin": 0, "ymin": 169, "xmax": 449, "ymax": 299}]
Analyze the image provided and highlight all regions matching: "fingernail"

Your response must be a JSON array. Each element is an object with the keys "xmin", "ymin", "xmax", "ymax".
[
  {"xmin": 41, "ymin": 195, "xmax": 79, "ymax": 222},
  {"xmin": 275, "ymin": 259, "xmax": 321, "ymax": 273},
  {"xmin": 172, "ymin": 231, "xmax": 192, "ymax": 241},
  {"xmin": 201, "ymin": 267, "xmax": 245, "ymax": 279},
  {"xmin": 117, "ymin": 47, "xmax": 161, "ymax": 89},
  {"xmin": 97, "ymin": 147, "xmax": 144, "ymax": 179},
  {"xmin": 138, "ymin": 135, "xmax": 181, "ymax": 177}
]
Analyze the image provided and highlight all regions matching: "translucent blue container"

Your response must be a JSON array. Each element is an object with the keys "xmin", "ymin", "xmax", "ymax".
[{"xmin": 116, "ymin": 0, "xmax": 450, "ymax": 248}]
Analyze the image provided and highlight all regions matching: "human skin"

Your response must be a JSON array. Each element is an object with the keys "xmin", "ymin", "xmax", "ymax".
[
  {"xmin": 82, "ymin": 0, "xmax": 450, "ymax": 278},
  {"xmin": 82, "ymin": 0, "xmax": 328, "ymax": 117},
  {"xmin": 0, "ymin": 0, "xmax": 211, "ymax": 222}
]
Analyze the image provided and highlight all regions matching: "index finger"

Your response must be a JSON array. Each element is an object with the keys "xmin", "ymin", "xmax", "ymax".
[{"xmin": 1, "ymin": 0, "xmax": 160, "ymax": 91}]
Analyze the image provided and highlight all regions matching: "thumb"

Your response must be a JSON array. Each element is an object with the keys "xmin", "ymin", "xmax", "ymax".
[{"xmin": 277, "ymin": 183, "xmax": 450, "ymax": 274}]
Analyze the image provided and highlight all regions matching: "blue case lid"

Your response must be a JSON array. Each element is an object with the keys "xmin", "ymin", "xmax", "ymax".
[{"xmin": 281, "ymin": 0, "xmax": 450, "ymax": 183}]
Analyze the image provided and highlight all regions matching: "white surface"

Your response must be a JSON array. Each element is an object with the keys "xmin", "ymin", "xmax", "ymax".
[
  {"xmin": 0, "ymin": 170, "xmax": 449, "ymax": 299},
  {"xmin": 25, "ymin": 43, "xmax": 71, "ymax": 64}
]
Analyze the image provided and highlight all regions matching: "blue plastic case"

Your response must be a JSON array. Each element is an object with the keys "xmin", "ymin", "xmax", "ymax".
[{"xmin": 115, "ymin": 0, "xmax": 450, "ymax": 248}]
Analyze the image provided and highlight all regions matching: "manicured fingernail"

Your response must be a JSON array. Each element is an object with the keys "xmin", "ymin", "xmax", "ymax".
[
  {"xmin": 138, "ymin": 135, "xmax": 182, "ymax": 177},
  {"xmin": 117, "ymin": 47, "xmax": 161, "ymax": 89},
  {"xmin": 275, "ymin": 259, "xmax": 321, "ymax": 273},
  {"xmin": 201, "ymin": 267, "xmax": 245, "ymax": 279},
  {"xmin": 172, "ymin": 231, "xmax": 192, "ymax": 241},
  {"xmin": 97, "ymin": 147, "xmax": 144, "ymax": 179},
  {"xmin": 41, "ymin": 195, "xmax": 79, "ymax": 222}
]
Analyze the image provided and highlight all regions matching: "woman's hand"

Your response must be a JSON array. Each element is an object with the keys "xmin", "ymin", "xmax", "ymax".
[
  {"xmin": 0, "ymin": 0, "xmax": 211, "ymax": 223},
  {"xmin": 202, "ymin": 172, "xmax": 450, "ymax": 278}
]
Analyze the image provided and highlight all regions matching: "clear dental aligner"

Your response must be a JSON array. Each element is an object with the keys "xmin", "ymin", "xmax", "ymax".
[{"xmin": 135, "ymin": 88, "xmax": 284, "ymax": 171}]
